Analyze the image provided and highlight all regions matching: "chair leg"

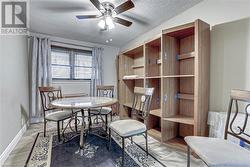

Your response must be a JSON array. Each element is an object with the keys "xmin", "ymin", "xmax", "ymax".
[
  {"xmin": 122, "ymin": 137, "xmax": 125, "ymax": 167},
  {"xmin": 105, "ymin": 114, "xmax": 108, "ymax": 132},
  {"xmin": 61, "ymin": 120, "xmax": 64, "ymax": 129},
  {"xmin": 81, "ymin": 109, "xmax": 85, "ymax": 126},
  {"xmin": 145, "ymin": 131, "xmax": 148, "ymax": 156},
  {"xmin": 131, "ymin": 137, "xmax": 133, "ymax": 144},
  {"xmin": 44, "ymin": 120, "xmax": 47, "ymax": 137},
  {"xmin": 57, "ymin": 121, "xmax": 61, "ymax": 142},
  {"xmin": 75, "ymin": 113, "xmax": 78, "ymax": 132},
  {"xmin": 187, "ymin": 145, "xmax": 191, "ymax": 167},
  {"xmin": 108, "ymin": 128, "xmax": 111, "ymax": 151},
  {"xmin": 110, "ymin": 112, "xmax": 113, "ymax": 121},
  {"xmin": 88, "ymin": 109, "xmax": 92, "ymax": 129}
]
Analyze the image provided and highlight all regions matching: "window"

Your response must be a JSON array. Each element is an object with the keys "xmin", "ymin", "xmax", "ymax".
[{"xmin": 51, "ymin": 46, "xmax": 92, "ymax": 80}]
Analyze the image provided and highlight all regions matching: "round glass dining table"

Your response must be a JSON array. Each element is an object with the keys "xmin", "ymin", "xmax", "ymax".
[
  {"xmin": 51, "ymin": 96, "xmax": 118, "ymax": 109},
  {"xmin": 50, "ymin": 96, "xmax": 118, "ymax": 152}
]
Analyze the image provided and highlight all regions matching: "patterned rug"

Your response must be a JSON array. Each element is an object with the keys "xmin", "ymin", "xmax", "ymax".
[{"xmin": 26, "ymin": 128, "xmax": 166, "ymax": 167}]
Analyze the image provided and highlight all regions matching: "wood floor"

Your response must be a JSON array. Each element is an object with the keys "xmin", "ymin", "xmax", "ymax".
[{"xmin": 3, "ymin": 119, "xmax": 206, "ymax": 167}]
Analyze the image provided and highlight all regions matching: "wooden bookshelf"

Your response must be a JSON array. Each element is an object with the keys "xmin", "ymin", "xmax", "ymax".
[
  {"xmin": 145, "ymin": 37, "xmax": 161, "ymax": 78},
  {"xmin": 117, "ymin": 19, "xmax": 210, "ymax": 149}
]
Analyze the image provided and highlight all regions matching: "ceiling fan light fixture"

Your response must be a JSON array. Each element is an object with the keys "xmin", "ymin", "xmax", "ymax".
[
  {"xmin": 98, "ymin": 19, "xmax": 106, "ymax": 29},
  {"xmin": 106, "ymin": 16, "xmax": 115, "ymax": 30},
  {"xmin": 77, "ymin": 0, "xmax": 134, "ymax": 30}
]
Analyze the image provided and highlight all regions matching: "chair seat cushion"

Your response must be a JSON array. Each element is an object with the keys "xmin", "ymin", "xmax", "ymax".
[
  {"xmin": 109, "ymin": 119, "xmax": 146, "ymax": 137},
  {"xmin": 45, "ymin": 109, "xmax": 74, "ymax": 121},
  {"xmin": 91, "ymin": 107, "xmax": 112, "ymax": 115},
  {"xmin": 185, "ymin": 136, "xmax": 250, "ymax": 167}
]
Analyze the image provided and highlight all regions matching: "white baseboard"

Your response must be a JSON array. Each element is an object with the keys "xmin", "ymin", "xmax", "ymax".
[
  {"xmin": 30, "ymin": 117, "xmax": 43, "ymax": 124},
  {"xmin": 0, "ymin": 122, "xmax": 29, "ymax": 166}
]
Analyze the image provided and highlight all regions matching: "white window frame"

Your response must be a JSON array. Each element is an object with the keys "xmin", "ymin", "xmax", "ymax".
[{"xmin": 51, "ymin": 46, "xmax": 92, "ymax": 80}]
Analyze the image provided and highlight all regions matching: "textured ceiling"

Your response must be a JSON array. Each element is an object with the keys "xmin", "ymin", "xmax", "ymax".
[{"xmin": 30, "ymin": 0, "xmax": 202, "ymax": 47}]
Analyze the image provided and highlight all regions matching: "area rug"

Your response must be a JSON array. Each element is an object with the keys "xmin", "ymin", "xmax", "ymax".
[
  {"xmin": 26, "ymin": 134, "xmax": 52, "ymax": 167},
  {"xmin": 27, "ymin": 129, "xmax": 166, "ymax": 167}
]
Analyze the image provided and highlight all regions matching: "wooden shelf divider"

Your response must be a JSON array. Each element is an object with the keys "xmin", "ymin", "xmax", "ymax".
[
  {"xmin": 177, "ymin": 51, "xmax": 195, "ymax": 60},
  {"xmin": 145, "ymin": 76, "xmax": 161, "ymax": 79},
  {"xmin": 122, "ymin": 76, "xmax": 144, "ymax": 80},
  {"xmin": 150, "ymin": 109, "xmax": 161, "ymax": 117},
  {"xmin": 148, "ymin": 128, "xmax": 162, "ymax": 141},
  {"xmin": 163, "ymin": 115, "xmax": 194, "ymax": 125},
  {"xmin": 177, "ymin": 93, "xmax": 194, "ymax": 100},
  {"xmin": 124, "ymin": 103, "xmax": 162, "ymax": 118},
  {"xmin": 131, "ymin": 65, "xmax": 144, "ymax": 69},
  {"xmin": 162, "ymin": 75, "xmax": 194, "ymax": 78},
  {"xmin": 163, "ymin": 137, "xmax": 187, "ymax": 150},
  {"xmin": 123, "ymin": 103, "xmax": 132, "ymax": 108}
]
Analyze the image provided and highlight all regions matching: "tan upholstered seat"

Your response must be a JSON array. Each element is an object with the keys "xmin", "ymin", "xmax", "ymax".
[
  {"xmin": 185, "ymin": 136, "xmax": 250, "ymax": 167},
  {"xmin": 185, "ymin": 90, "xmax": 250, "ymax": 167},
  {"xmin": 39, "ymin": 86, "xmax": 80, "ymax": 142},
  {"xmin": 109, "ymin": 119, "xmax": 147, "ymax": 137},
  {"xmin": 108, "ymin": 87, "xmax": 154, "ymax": 167},
  {"xmin": 45, "ymin": 110, "xmax": 74, "ymax": 121}
]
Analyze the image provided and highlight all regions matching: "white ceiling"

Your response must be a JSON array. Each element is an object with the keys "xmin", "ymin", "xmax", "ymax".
[{"xmin": 30, "ymin": 0, "xmax": 202, "ymax": 47}]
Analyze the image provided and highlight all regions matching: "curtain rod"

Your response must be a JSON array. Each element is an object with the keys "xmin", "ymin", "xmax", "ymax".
[
  {"xmin": 28, "ymin": 35, "xmax": 94, "ymax": 49},
  {"xmin": 52, "ymin": 40, "xmax": 93, "ymax": 49}
]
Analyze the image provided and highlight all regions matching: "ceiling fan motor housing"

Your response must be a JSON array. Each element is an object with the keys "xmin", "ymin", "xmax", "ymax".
[{"xmin": 101, "ymin": 2, "xmax": 115, "ymax": 16}]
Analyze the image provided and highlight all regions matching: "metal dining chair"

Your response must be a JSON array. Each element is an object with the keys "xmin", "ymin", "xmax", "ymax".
[
  {"xmin": 108, "ymin": 87, "xmax": 154, "ymax": 166},
  {"xmin": 185, "ymin": 89, "xmax": 250, "ymax": 167},
  {"xmin": 89, "ymin": 85, "xmax": 114, "ymax": 131},
  {"xmin": 39, "ymin": 86, "xmax": 78, "ymax": 142}
]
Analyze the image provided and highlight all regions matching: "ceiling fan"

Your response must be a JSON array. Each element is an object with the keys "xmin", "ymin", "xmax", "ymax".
[{"xmin": 76, "ymin": 0, "xmax": 135, "ymax": 30}]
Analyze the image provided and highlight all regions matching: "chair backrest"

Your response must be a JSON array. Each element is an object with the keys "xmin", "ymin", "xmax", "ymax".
[
  {"xmin": 131, "ymin": 87, "xmax": 154, "ymax": 128},
  {"xmin": 38, "ymin": 87, "xmax": 62, "ymax": 113},
  {"xmin": 96, "ymin": 85, "xmax": 114, "ymax": 98},
  {"xmin": 224, "ymin": 89, "xmax": 250, "ymax": 144}
]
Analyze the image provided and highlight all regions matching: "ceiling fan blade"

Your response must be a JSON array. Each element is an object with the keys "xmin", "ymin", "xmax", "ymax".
[
  {"xmin": 90, "ymin": 0, "xmax": 102, "ymax": 11},
  {"xmin": 113, "ymin": 17, "xmax": 132, "ymax": 27},
  {"xmin": 76, "ymin": 15, "xmax": 100, "ymax": 19},
  {"xmin": 114, "ymin": 0, "xmax": 134, "ymax": 14}
]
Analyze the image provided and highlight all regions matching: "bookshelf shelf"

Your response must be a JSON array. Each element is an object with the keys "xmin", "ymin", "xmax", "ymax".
[{"xmin": 163, "ymin": 115, "xmax": 194, "ymax": 125}]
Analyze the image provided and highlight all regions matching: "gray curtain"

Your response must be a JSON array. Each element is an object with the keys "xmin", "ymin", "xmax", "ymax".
[
  {"xmin": 30, "ymin": 36, "xmax": 52, "ymax": 119},
  {"xmin": 90, "ymin": 47, "xmax": 103, "ymax": 96}
]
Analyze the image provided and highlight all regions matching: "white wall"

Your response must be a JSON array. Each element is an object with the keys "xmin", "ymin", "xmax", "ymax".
[
  {"xmin": 122, "ymin": 0, "xmax": 250, "ymax": 51},
  {"xmin": 210, "ymin": 18, "xmax": 250, "ymax": 112},
  {"xmin": 121, "ymin": 0, "xmax": 250, "ymax": 112},
  {"xmin": 0, "ymin": 36, "xmax": 29, "ymax": 156}
]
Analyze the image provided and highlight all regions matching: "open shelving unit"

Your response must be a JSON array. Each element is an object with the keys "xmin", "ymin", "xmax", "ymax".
[
  {"xmin": 117, "ymin": 19, "xmax": 210, "ymax": 149},
  {"xmin": 118, "ymin": 45, "xmax": 145, "ymax": 118},
  {"xmin": 146, "ymin": 77, "xmax": 162, "ymax": 139},
  {"xmin": 145, "ymin": 37, "xmax": 161, "ymax": 78},
  {"xmin": 145, "ymin": 37, "xmax": 162, "ymax": 140}
]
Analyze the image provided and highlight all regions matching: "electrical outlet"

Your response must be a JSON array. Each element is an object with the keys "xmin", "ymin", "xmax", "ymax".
[
  {"xmin": 163, "ymin": 95, "xmax": 167, "ymax": 102},
  {"xmin": 164, "ymin": 52, "xmax": 167, "ymax": 61}
]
